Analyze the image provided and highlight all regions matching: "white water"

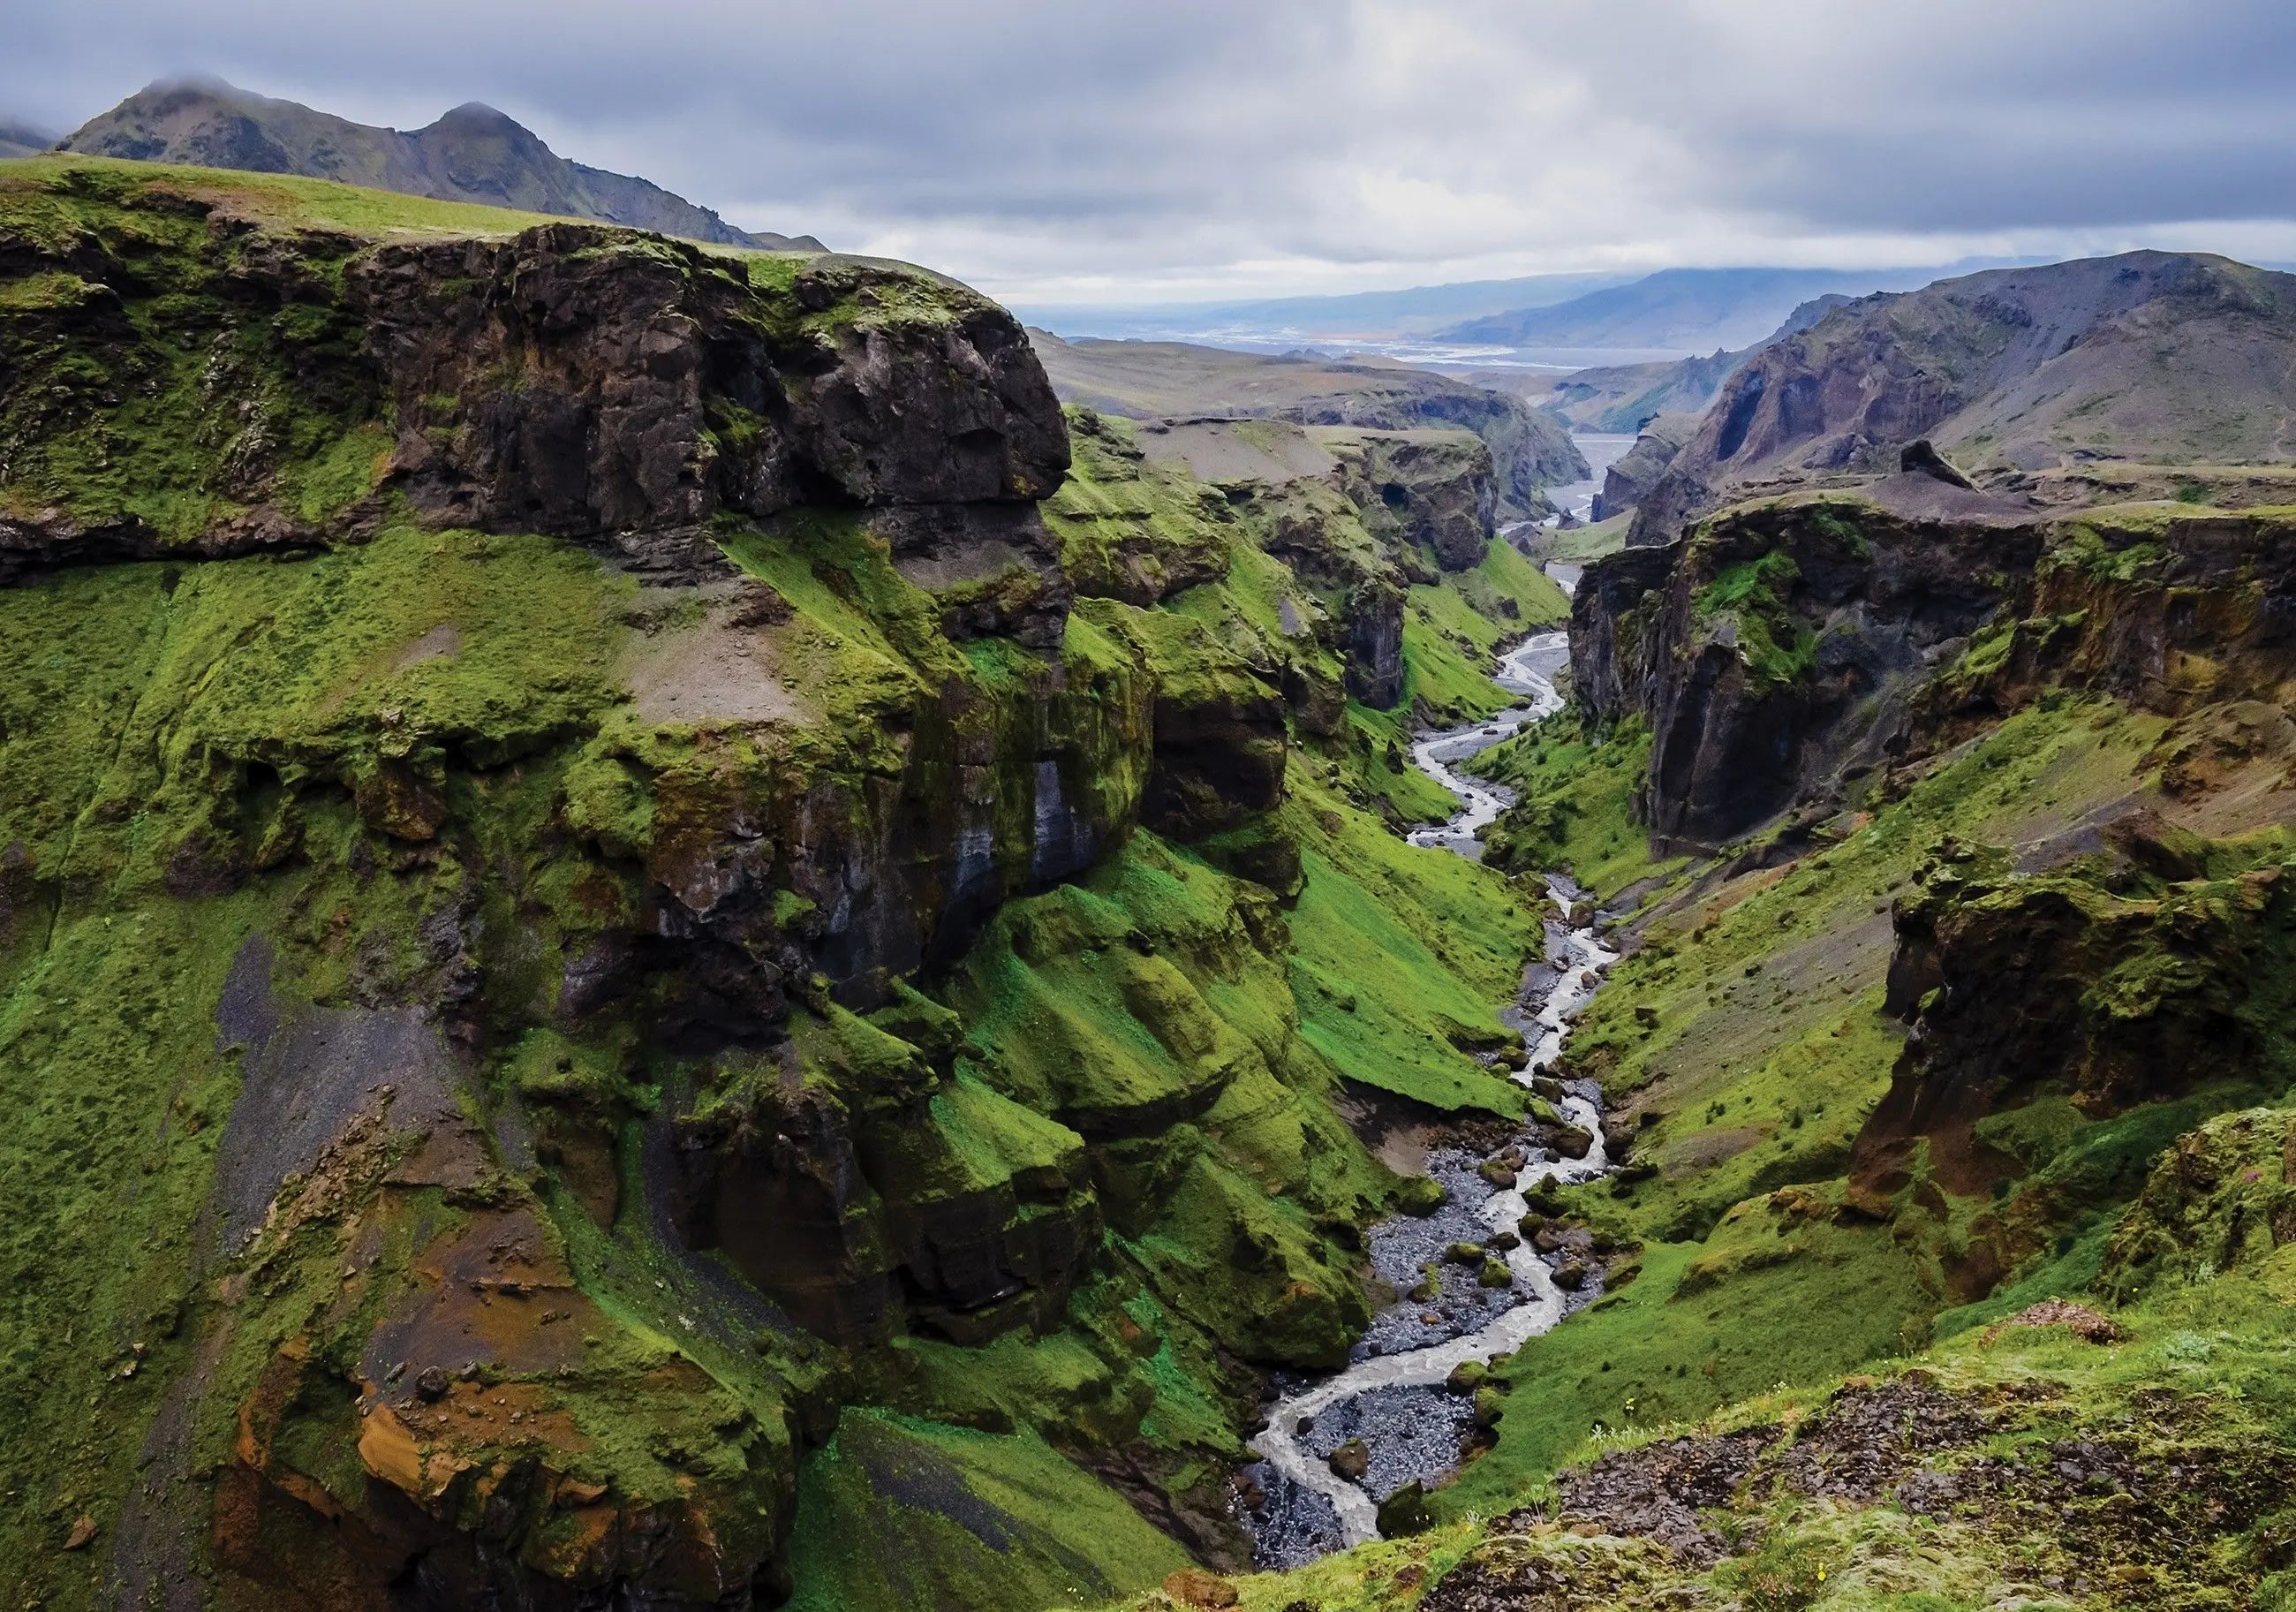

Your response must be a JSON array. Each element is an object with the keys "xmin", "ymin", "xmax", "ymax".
[{"xmin": 1246, "ymin": 629, "xmax": 1619, "ymax": 1550}]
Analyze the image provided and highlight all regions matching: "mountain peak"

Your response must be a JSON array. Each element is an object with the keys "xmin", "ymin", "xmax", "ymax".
[{"xmin": 58, "ymin": 81, "xmax": 820, "ymax": 252}]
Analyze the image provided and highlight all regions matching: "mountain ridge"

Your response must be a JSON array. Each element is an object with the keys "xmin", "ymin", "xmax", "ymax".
[
  {"xmin": 57, "ymin": 77, "xmax": 824, "ymax": 251},
  {"xmin": 1632, "ymin": 248, "xmax": 2296, "ymax": 542}
]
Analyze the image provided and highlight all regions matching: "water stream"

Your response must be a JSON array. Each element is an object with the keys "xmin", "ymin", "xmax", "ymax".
[{"xmin": 1242, "ymin": 624, "xmax": 1620, "ymax": 1563}]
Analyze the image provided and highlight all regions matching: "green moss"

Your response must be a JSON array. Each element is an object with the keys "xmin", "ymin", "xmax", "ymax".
[{"xmin": 1694, "ymin": 551, "xmax": 1816, "ymax": 688}]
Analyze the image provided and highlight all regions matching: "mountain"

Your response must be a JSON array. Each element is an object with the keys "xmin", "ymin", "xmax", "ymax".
[
  {"xmin": 1438, "ymin": 265, "xmax": 2005, "ymax": 353},
  {"xmin": 57, "ymin": 78, "xmax": 823, "ymax": 250},
  {"xmin": 0, "ymin": 119, "xmax": 56, "ymax": 160},
  {"xmin": 1477, "ymin": 291, "xmax": 1854, "ymax": 438},
  {"xmin": 1633, "ymin": 250, "xmax": 2296, "ymax": 542},
  {"xmin": 1029, "ymin": 329, "xmax": 1589, "ymax": 516},
  {"xmin": 1016, "ymin": 271, "xmax": 1638, "ymax": 344}
]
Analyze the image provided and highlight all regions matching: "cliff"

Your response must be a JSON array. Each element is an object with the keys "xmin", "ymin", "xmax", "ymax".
[
  {"xmin": 0, "ymin": 158, "xmax": 1567, "ymax": 1609},
  {"xmin": 1572, "ymin": 483, "xmax": 2296, "ymax": 847},
  {"xmin": 1028, "ymin": 331, "xmax": 1588, "ymax": 519},
  {"xmin": 1590, "ymin": 411, "xmax": 1696, "ymax": 521}
]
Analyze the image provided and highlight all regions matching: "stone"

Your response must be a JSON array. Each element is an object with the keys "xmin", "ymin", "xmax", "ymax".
[
  {"xmin": 1328, "ymin": 1438, "xmax": 1371, "ymax": 1481},
  {"xmin": 1162, "ymin": 1568, "xmax": 1242, "ymax": 1608},
  {"xmin": 1478, "ymin": 1258, "xmax": 1514, "ymax": 1289},
  {"xmin": 1377, "ymin": 1480, "xmax": 1433, "ymax": 1538},
  {"xmin": 1553, "ymin": 1259, "xmax": 1589, "ymax": 1290}
]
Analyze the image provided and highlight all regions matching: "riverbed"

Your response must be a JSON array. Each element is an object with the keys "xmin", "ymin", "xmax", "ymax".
[{"xmin": 1242, "ymin": 630, "xmax": 1619, "ymax": 1565}]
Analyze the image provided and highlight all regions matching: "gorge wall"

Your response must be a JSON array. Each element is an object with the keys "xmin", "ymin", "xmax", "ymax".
[{"xmin": 0, "ymin": 158, "xmax": 1574, "ymax": 1610}]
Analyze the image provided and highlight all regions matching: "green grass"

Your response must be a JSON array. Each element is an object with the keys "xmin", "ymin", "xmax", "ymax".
[
  {"xmin": 783, "ymin": 1411, "xmax": 1192, "ymax": 1612},
  {"xmin": 1476, "ymin": 714, "xmax": 1673, "ymax": 900},
  {"xmin": 1432, "ymin": 1208, "xmax": 1935, "ymax": 1523}
]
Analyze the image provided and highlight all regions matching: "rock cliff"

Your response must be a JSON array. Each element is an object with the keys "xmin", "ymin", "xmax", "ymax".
[{"xmin": 1573, "ymin": 486, "xmax": 2296, "ymax": 847}]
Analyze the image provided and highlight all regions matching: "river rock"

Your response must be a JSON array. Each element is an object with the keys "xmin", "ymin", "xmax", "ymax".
[
  {"xmin": 1445, "ymin": 1360, "xmax": 1488, "ymax": 1394},
  {"xmin": 1477, "ymin": 1258, "xmax": 1514, "ymax": 1289},
  {"xmin": 1553, "ymin": 1259, "xmax": 1589, "ymax": 1290},
  {"xmin": 1554, "ymin": 1125, "xmax": 1595, "ymax": 1160},
  {"xmin": 1328, "ymin": 1438, "xmax": 1371, "ymax": 1481},
  {"xmin": 1477, "ymin": 1159, "xmax": 1518, "ymax": 1189},
  {"xmin": 1376, "ymin": 1481, "xmax": 1433, "ymax": 1538},
  {"xmin": 1445, "ymin": 1242, "xmax": 1484, "ymax": 1266},
  {"xmin": 1472, "ymin": 1386, "xmax": 1507, "ymax": 1430}
]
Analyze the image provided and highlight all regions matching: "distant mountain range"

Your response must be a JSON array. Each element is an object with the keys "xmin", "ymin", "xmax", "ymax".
[
  {"xmin": 1434, "ymin": 264, "xmax": 2028, "ymax": 352},
  {"xmin": 1014, "ymin": 273, "xmax": 1639, "ymax": 344},
  {"xmin": 49, "ymin": 79, "xmax": 822, "ymax": 251},
  {"xmin": 0, "ymin": 120, "xmax": 56, "ymax": 160}
]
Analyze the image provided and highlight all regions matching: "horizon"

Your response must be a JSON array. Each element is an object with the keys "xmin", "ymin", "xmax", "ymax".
[{"xmin": 7, "ymin": 0, "xmax": 2296, "ymax": 307}]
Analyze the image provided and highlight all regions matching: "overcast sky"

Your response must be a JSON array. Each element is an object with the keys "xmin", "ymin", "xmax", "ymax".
[{"xmin": 9, "ymin": 0, "xmax": 2296, "ymax": 306}]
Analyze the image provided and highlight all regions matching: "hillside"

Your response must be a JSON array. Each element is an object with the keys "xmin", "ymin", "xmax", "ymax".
[
  {"xmin": 1137, "ymin": 470, "xmax": 2296, "ymax": 1612},
  {"xmin": 1633, "ymin": 251, "xmax": 2296, "ymax": 542},
  {"xmin": 1507, "ymin": 293, "xmax": 1854, "ymax": 433},
  {"xmin": 57, "ymin": 77, "xmax": 824, "ymax": 250},
  {"xmin": 1029, "ymin": 330, "xmax": 1589, "ymax": 518},
  {"xmin": 0, "ymin": 155, "xmax": 1580, "ymax": 1610}
]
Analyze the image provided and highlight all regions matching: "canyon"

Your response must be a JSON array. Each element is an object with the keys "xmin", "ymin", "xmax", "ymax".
[{"xmin": 4, "ymin": 143, "xmax": 2296, "ymax": 1612}]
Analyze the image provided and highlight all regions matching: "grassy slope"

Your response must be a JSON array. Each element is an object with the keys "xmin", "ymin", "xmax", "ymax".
[
  {"xmin": 0, "ymin": 161, "xmax": 1609, "ymax": 1608},
  {"xmin": 1110, "ymin": 677, "xmax": 2296, "ymax": 1609},
  {"xmin": 766, "ymin": 436, "xmax": 1579, "ymax": 1596},
  {"xmin": 1137, "ymin": 1243, "xmax": 2296, "ymax": 1612}
]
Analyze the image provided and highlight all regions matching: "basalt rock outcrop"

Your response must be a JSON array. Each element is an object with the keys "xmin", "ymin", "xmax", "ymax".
[
  {"xmin": 1591, "ymin": 412, "xmax": 1696, "ymax": 522},
  {"xmin": 1575, "ymin": 492, "xmax": 2296, "ymax": 849},
  {"xmin": 1853, "ymin": 829, "xmax": 2296, "ymax": 1203},
  {"xmin": 1572, "ymin": 495, "xmax": 2028, "ymax": 845}
]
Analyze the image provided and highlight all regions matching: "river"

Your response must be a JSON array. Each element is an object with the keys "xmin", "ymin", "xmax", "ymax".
[{"xmin": 1241, "ymin": 626, "xmax": 1619, "ymax": 1564}]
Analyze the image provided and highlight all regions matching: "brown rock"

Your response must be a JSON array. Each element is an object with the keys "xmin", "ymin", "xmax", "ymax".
[
  {"xmin": 63, "ymin": 1514, "xmax": 95, "ymax": 1550},
  {"xmin": 1162, "ymin": 1568, "xmax": 1241, "ymax": 1608},
  {"xmin": 1328, "ymin": 1438, "xmax": 1371, "ymax": 1481}
]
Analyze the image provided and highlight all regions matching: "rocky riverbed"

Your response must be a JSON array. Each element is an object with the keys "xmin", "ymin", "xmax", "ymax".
[{"xmin": 1241, "ymin": 633, "xmax": 1620, "ymax": 1566}]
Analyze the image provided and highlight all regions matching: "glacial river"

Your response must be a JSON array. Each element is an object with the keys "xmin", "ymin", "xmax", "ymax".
[{"xmin": 1242, "ymin": 630, "xmax": 1618, "ymax": 1563}]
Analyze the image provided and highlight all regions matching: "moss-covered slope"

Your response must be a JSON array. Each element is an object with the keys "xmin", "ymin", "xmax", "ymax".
[{"xmin": 0, "ymin": 158, "xmax": 1567, "ymax": 1609}]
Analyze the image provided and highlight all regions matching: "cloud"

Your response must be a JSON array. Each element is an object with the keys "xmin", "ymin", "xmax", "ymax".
[{"xmin": 6, "ymin": 0, "xmax": 2294, "ymax": 302}]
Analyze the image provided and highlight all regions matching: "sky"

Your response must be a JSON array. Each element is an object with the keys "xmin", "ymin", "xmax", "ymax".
[{"xmin": 8, "ymin": 0, "xmax": 2296, "ymax": 307}]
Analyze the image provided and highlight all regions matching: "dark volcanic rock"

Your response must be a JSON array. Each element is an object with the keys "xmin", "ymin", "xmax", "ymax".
[
  {"xmin": 351, "ymin": 224, "xmax": 1067, "ymax": 542},
  {"xmin": 1591, "ymin": 411, "xmax": 1696, "ymax": 522}
]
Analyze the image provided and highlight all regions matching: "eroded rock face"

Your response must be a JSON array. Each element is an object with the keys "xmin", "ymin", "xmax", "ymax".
[
  {"xmin": 1326, "ymin": 431, "xmax": 1499, "ymax": 572},
  {"xmin": 1572, "ymin": 498, "xmax": 2023, "ymax": 845},
  {"xmin": 352, "ymin": 224, "xmax": 1066, "ymax": 540},
  {"xmin": 1577, "ymin": 497, "xmax": 2296, "ymax": 850},
  {"xmin": 1591, "ymin": 411, "xmax": 1696, "ymax": 523},
  {"xmin": 1853, "ymin": 833, "xmax": 2296, "ymax": 1200}
]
